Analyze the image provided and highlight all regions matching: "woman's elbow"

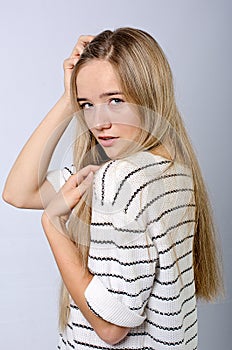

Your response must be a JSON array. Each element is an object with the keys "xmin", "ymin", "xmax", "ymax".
[
  {"xmin": 97, "ymin": 324, "xmax": 130, "ymax": 345},
  {"xmin": 2, "ymin": 188, "xmax": 22, "ymax": 208},
  {"xmin": 2, "ymin": 188, "xmax": 35, "ymax": 209}
]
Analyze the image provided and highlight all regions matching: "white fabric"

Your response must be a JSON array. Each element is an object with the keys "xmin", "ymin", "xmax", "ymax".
[{"xmin": 47, "ymin": 151, "xmax": 198, "ymax": 350}]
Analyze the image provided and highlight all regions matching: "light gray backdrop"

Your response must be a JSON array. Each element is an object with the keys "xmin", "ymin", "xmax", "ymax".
[{"xmin": 0, "ymin": 0, "xmax": 231, "ymax": 349}]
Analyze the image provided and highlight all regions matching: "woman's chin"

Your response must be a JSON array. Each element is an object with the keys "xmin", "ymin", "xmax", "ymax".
[
  {"xmin": 103, "ymin": 148, "xmax": 122, "ymax": 160},
  {"xmin": 103, "ymin": 146, "xmax": 136, "ymax": 160}
]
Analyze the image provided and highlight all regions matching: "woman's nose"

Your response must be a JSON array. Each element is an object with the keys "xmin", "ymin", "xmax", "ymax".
[{"xmin": 93, "ymin": 104, "xmax": 112, "ymax": 130}]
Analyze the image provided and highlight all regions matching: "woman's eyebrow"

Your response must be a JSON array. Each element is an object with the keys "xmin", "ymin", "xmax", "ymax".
[
  {"xmin": 100, "ymin": 91, "xmax": 124, "ymax": 98},
  {"xmin": 77, "ymin": 91, "xmax": 124, "ymax": 102}
]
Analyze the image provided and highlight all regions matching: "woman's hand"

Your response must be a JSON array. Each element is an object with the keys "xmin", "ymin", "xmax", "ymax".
[
  {"xmin": 42, "ymin": 164, "xmax": 99, "ymax": 228},
  {"xmin": 63, "ymin": 35, "xmax": 95, "ymax": 99}
]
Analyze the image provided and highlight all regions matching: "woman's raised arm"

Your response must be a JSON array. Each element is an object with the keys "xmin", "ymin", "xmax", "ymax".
[{"xmin": 2, "ymin": 35, "xmax": 94, "ymax": 209}]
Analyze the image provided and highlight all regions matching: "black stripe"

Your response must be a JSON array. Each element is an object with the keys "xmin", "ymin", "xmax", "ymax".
[
  {"xmin": 90, "ymin": 239, "xmax": 154, "ymax": 249},
  {"xmin": 129, "ymin": 295, "xmax": 151, "ymax": 311},
  {"xmin": 101, "ymin": 160, "xmax": 115, "ymax": 205},
  {"xmin": 67, "ymin": 340, "xmax": 75, "ymax": 349},
  {"xmin": 91, "ymin": 221, "xmax": 145, "ymax": 233},
  {"xmin": 158, "ymin": 234, "xmax": 194, "ymax": 255},
  {"xmin": 72, "ymin": 322, "xmax": 94, "ymax": 331},
  {"xmin": 93, "ymin": 271, "xmax": 156, "ymax": 283},
  {"xmin": 124, "ymin": 173, "xmax": 191, "ymax": 213},
  {"xmin": 147, "ymin": 292, "xmax": 196, "ymax": 316},
  {"xmin": 146, "ymin": 203, "xmax": 196, "ymax": 225},
  {"xmin": 67, "ymin": 323, "xmax": 73, "ymax": 330},
  {"xmin": 155, "ymin": 265, "xmax": 193, "ymax": 286},
  {"xmin": 88, "ymin": 254, "xmax": 158, "ymax": 266},
  {"xmin": 63, "ymin": 166, "xmax": 73, "ymax": 176},
  {"xmin": 108, "ymin": 284, "xmax": 153, "ymax": 298},
  {"xmin": 185, "ymin": 332, "xmax": 198, "ymax": 345},
  {"xmin": 86, "ymin": 300, "xmax": 103, "ymax": 320},
  {"xmin": 69, "ymin": 303, "xmax": 79, "ymax": 310},
  {"xmin": 73, "ymin": 339, "xmax": 158, "ymax": 350},
  {"xmin": 127, "ymin": 331, "xmax": 184, "ymax": 346},
  {"xmin": 136, "ymin": 188, "xmax": 194, "ymax": 220},
  {"xmin": 151, "ymin": 219, "xmax": 196, "ymax": 241},
  {"xmin": 185, "ymin": 318, "xmax": 198, "ymax": 333},
  {"xmin": 91, "ymin": 221, "xmax": 113, "ymax": 227},
  {"xmin": 73, "ymin": 340, "xmax": 110, "ymax": 349},
  {"xmin": 61, "ymin": 337, "xmax": 66, "ymax": 345},
  {"xmin": 146, "ymin": 318, "xmax": 183, "ymax": 331},
  {"xmin": 112, "ymin": 160, "xmax": 171, "ymax": 205},
  {"xmin": 146, "ymin": 305, "xmax": 197, "ymax": 331},
  {"xmin": 184, "ymin": 305, "xmax": 197, "ymax": 321},
  {"xmin": 157, "ymin": 250, "xmax": 192, "ymax": 270},
  {"xmin": 151, "ymin": 278, "xmax": 195, "ymax": 301}
]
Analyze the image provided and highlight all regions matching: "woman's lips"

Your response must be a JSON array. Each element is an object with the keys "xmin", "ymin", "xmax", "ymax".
[{"xmin": 98, "ymin": 136, "xmax": 119, "ymax": 147}]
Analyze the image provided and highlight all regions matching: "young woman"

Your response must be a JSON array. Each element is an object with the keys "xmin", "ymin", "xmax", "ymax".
[{"xmin": 3, "ymin": 28, "xmax": 223, "ymax": 349}]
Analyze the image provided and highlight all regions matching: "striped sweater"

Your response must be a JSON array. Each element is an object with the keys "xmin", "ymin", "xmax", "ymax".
[{"xmin": 47, "ymin": 151, "xmax": 198, "ymax": 349}]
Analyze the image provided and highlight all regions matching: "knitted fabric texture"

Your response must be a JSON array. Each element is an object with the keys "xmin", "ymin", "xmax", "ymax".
[{"xmin": 47, "ymin": 151, "xmax": 197, "ymax": 350}]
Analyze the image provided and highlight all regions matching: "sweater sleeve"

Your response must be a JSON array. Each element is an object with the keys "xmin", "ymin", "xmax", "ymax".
[{"xmin": 84, "ymin": 156, "xmax": 161, "ymax": 328}]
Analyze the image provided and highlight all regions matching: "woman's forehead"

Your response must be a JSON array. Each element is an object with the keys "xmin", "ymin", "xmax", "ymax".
[{"xmin": 76, "ymin": 60, "xmax": 121, "ymax": 100}]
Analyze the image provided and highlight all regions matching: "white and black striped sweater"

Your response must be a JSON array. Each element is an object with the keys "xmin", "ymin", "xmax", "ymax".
[{"xmin": 47, "ymin": 151, "xmax": 197, "ymax": 350}]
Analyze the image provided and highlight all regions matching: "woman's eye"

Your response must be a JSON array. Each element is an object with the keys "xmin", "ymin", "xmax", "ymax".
[
  {"xmin": 79, "ymin": 102, "xmax": 93, "ymax": 110},
  {"xmin": 109, "ymin": 98, "xmax": 124, "ymax": 106}
]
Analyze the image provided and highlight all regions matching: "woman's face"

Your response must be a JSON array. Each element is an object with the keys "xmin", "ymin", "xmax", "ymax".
[{"xmin": 76, "ymin": 60, "xmax": 141, "ymax": 159}]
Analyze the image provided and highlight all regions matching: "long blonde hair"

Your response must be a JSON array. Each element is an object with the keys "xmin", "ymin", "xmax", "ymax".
[{"xmin": 59, "ymin": 27, "xmax": 223, "ymax": 329}]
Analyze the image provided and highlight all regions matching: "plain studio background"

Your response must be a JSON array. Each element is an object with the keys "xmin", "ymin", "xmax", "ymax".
[{"xmin": 0, "ymin": 1, "xmax": 231, "ymax": 349}]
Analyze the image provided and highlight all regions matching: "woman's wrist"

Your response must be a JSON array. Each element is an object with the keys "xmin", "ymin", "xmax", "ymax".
[
  {"xmin": 60, "ymin": 93, "xmax": 74, "ymax": 113},
  {"xmin": 41, "ymin": 211, "xmax": 68, "ymax": 237}
]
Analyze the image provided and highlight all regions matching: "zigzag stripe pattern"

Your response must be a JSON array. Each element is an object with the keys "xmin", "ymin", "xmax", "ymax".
[{"xmin": 53, "ymin": 152, "xmax": 198, "ymax": 349}]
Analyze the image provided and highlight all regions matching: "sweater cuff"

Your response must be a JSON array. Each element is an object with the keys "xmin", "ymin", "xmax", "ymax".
[{"xmin": 84, "ymin": 275, "xmax": 145, "ymax": 327}]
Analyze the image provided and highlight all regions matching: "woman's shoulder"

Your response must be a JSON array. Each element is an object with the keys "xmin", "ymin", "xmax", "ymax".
[
  {"xmin": 93, "ymin": 151, "xmax": 174, "ymax": 204},
  {"xmin": 95, "ymin": 151, "xmax": 172, "ymax": 181},
  {"xmin": 94, "ymin": 151, "xmax": 193, "ymax": 201},
  {"xmin": 92, "ymin": 151, "xmax": 194, "ymax": 226}
]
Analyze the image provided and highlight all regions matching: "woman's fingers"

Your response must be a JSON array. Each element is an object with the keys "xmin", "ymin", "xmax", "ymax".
[
  {"xmin": 63, "ymin": 35, "xmax": 94, "ymax": 97},
  {"xmin": 45, "ymin": 164, "xmax": 100, "ymax": 220},
  {"xmin": 63, "ymin": 56, "xmax": 79, "ymax": 95},
  {"xmin": 64, "ymin": 164, "xmax": 99, "ymax": 189},
  {"xmin": 76, "ymin": 164, "xmax": 100, "ymax": 185},
  {"xmin": 63, "ymin": 57, "xmax": 79, "ymax": 71},
  {"xmin": 70, "ymin": 35, "xmax": 95, "ymax": 58},
  {"xmin": 74, "ymin": 171, "xmax": 94, "ymax": 200},
  {"xmin": 63, "ymin": 164, "xmax": 100, "ymax": 203},
  {"xmin": 63, "ymin": 170, "xmax": 95, "ymax": 210}
]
